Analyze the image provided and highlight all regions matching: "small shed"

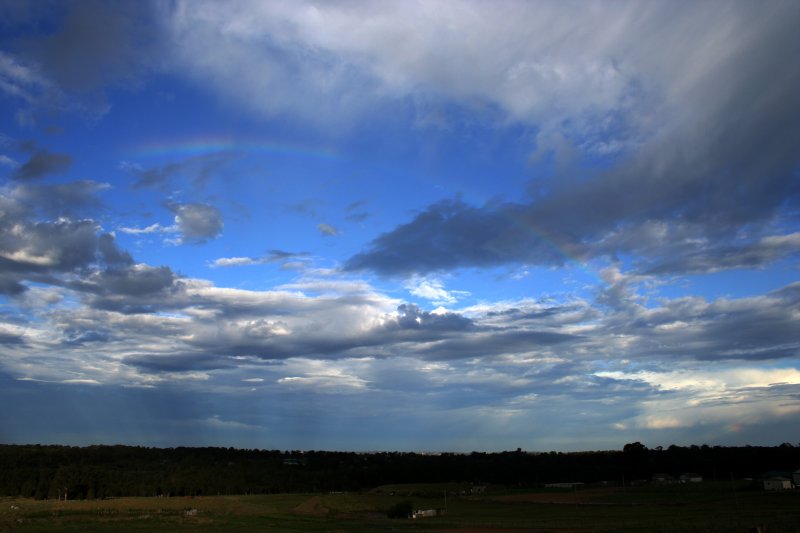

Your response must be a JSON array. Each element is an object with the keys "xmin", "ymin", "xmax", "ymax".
[
  {"xmin": 763, "ymin": 476, "xmax": 793, "ymax": 491},
  {"xmin": 412, "ymin": 508, "xmax": 446, "ymax": 519},
  {"xmin": 652, "ymin": 473, "xmax": 676, "ymax": 484}
]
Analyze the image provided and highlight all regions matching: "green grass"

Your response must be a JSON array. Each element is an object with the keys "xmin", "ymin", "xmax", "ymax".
[{"xmin": 2, "ymin": 482, "xmax": 799, "ymax": 532}]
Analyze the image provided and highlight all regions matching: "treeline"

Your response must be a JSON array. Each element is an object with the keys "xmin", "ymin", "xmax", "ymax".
[{"xmin": 0, "ymin": 442, "xmax": 798, "ymax": 499}]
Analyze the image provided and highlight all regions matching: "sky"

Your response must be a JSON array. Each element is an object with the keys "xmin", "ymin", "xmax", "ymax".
[{"xmin": 0, "ymin": 0, "xmax": 799, "ymax": 453}]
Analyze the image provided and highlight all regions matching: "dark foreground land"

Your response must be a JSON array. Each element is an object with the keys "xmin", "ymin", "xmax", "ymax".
[
  {"xmin": 2, "ymin": 444, "xmax": 799, "ymax": 531},
  {"xmin": 2, "ymin": 481, "xmax": 799, "ymax": 532}
]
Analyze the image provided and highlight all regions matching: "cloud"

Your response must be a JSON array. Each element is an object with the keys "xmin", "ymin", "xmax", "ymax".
[
  {"xmin": 12, "ymin": 148, "xmax": 72, "ymax": 180},
  {"xmin": 262, "ymin": 0, "xmax": 791, "ymax": 277},
  {"xmin": 0, "ymin": 184, "xmax": 158, "ymax": 303},
  {"xmin": 121, "ymin": 154, "xmax": 236, "ymax": 190},
  {"xmin": 345, "ymin": 199, "xmax": 370, "ymax": 223},
  {"xmin": 210, "ymin": 250, "xmax": 307, "ymax": 268},
  {"xmin": 124, "ymin": 203, "xmax": 224, "ymax": 244},
  {"xmin": 407, "ymin": 277, "xmax": 470, "ymax": 305},
  {"xmin": 345, "ymin": 199, "xmax": 564, "ymax": 276},
  {"xmin": 119, "ymin": 223, "xmax": 169, "ymax": 236},
  {"xmin": 640, "ymin": 232, "xmax": 800, "ymax": 275},
  {"xmin": 345, "ymin": 189, "xmax": 800, "ymax": 277},
  {"xmin": 20, "ymin": 0, "xmax": 160, "ymax": 93},
  {"xmin": 317, "ymin": 223, "xmax": 339, "ymax": 236},
  {"xmin": 168, "ymin": 202, "xmax": 223, "ymax": 243},
  {"xmin": 2, "ymin": 252, "xmax": 799, "ymax": 449},
  {"xmin": 0, "ymin": 50, "xmax": 54, "ymax": 103},
  {"xmin": 12, "ymin": 180, "xmax": 108, "ymax": 217}
]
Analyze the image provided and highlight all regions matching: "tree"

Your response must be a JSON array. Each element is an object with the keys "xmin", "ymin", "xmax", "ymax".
[{"xmin": 387, "ymin": 500, "xmax": 413, "ymax": 519}]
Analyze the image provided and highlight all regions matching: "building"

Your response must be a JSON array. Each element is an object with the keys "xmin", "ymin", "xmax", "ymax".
[
  {"xmin": 763, "ymin": 476, "xmax": 793, "ymax": 491},
  {"xmin": 652, "ymin": 473, "xmax": 677, "ymax": 484},
  {"xmin": 679, "ymin": 473, "xmax": 702, "ymax": 483},
  {"xmin": 412, "ymin": 508, "xmax": 446, "ymax": 519}
]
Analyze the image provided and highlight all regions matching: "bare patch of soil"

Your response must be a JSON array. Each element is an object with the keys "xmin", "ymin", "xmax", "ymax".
[{"xmin": 292, "ymin": 495, "xmax": 330, "ymax": 516}]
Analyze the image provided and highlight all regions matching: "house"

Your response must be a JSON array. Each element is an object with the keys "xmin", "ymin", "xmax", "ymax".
[
  {"xmin": 679, "ymin": 473, "xmax": 702, "ymax": 483},
  {"xmin": 652, "ymin": 473, "xmax": 677, "ymax": 484},
  {"xmin": 544, "ymin": 482, "xmax": 584, "ymax": 489},
  {"xmin": 793, "ymin": 468, "xmax": 800, "ymax": 488},
  {"xmin": 763, "ymin": 477, "xmax": 793, "ymax": 491},
  {"xmin": 412, "ymin": 508, "xmax": 446, "ymax": 519}
]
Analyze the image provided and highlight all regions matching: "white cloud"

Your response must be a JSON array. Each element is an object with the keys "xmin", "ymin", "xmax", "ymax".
[
  {"xmin": 0, "ymin": 155, "xmax": 18, "ymax": 167},
  {"xmin": 119, "ymin": 223, "xmax": 172, "ymax": 235},
  {"xmin": 0, "ymin": 51, "xmax": 53, "ymax": 103},
  {"xmin": 407, "ymin": 277, "xmax": 470, "ymax": 305},
  {"xmin": 163, "ymin": 1, "xmax": 780, "ymax": 153},
  {"xmin": 211, "ymin": 256, "xmax": 264, "ymax": 268}
]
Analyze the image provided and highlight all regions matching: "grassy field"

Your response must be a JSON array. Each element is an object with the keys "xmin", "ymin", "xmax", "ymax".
[{"xmin": 2, "ymin": 481, "xmax": 799, "ymax": 532}]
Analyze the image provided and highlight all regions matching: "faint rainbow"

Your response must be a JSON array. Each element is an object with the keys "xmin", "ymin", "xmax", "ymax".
[
  {"xmin": 498, "ymin": 205, "xmax": 604, "ymax": 284},
  {"xmin": 125, "ymin": 137, "xmax": 338, "ymax": 160}
]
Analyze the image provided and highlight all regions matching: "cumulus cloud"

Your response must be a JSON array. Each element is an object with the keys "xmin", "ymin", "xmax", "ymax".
[
  {"xmin": 407, "ymin": 277, "xmax": 470, "ymax": 305},
  {"xmin": 123, "ymin": 203, "xmax": 224, "ymax": 244},
  {"xmin": 1, "ymin": 1, "xmax": 799, "ymax": 449},
  {"xmin": 168, "ymin": 202, "xmax": 223, "ymax": 243}
]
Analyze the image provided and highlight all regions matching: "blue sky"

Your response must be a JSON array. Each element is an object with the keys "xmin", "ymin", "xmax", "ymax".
[{"xmin": 1, "ymin": 0, "xmax": 799, "ymax": 452}]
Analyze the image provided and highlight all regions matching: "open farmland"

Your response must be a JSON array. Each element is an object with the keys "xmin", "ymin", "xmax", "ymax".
[{"xmin": 2, "ymin": 481, "xmax": 799, "ymax": 532}]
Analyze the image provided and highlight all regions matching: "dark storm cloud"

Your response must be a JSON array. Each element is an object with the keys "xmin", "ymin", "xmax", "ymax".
[
  {"xmin": 0, "ymin": 220, "xmax": 106, "ymax": 295},
  {"xmin": 0, "ymin": 185, "xmax": 171, "ymax": 302},
  {"xmin": 0, "ymin": 216, "xmax": 146, "ymax": 298},
  {"xmin": 345, "ymin": 199, "xmax": 564, "ymax": 276},
  {"xmin": 21, "ymin": 0, "xmax": 160, "ymax": 93},
  {"xmin": 167, "ymin": 202, "xmax": 224, "ymax": 243},
  {"xmin": 392, "ymin": 303, "xmax": 473, "ymax": 332},
  {"xmin": 12, "ymin": 148, "xmax": 72, "ymax": 180},
  {"xmin": 0, "ymin": 275, "xmax": 26, "ymax": 295},
  {"xmin": 596, "ymin": 279, "xmax": 800, "ymax": 362},
  {"xmin": 345, "ymin": 2, "xmax": 800, "ymax": 278},
  {"xmin": 0, "ymin": 331, "xmax": 24, "ymax": 345},
  {"xmin": 640, "ymin": 233, "xmax": 800, "ymax": 275},
  {"xmin": 95, "ymin": 266, "xmax": 176, "ymax": 297},
  {"xmin": 0, "ymin": 218, "xmax": 99, "ymax": 273},
  {"xmin": 124, "ymin": 352, "xmax": 235, "ymax": 373},
  {"xmin": 81, "ymin": 265, "xmax": 183, "ymax": 314},
  {"xmin": 414, "ymin": 329, "xmax": 582, "ymax": 361},
  {"xmin": 97, "ymin": 233, "xmax": 133, "ymax": 267}
]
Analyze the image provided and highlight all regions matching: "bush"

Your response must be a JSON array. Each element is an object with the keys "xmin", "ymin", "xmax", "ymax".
[{"xmin": 387, "ymin": 500, "xmax": 413, "ymax": 519}]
